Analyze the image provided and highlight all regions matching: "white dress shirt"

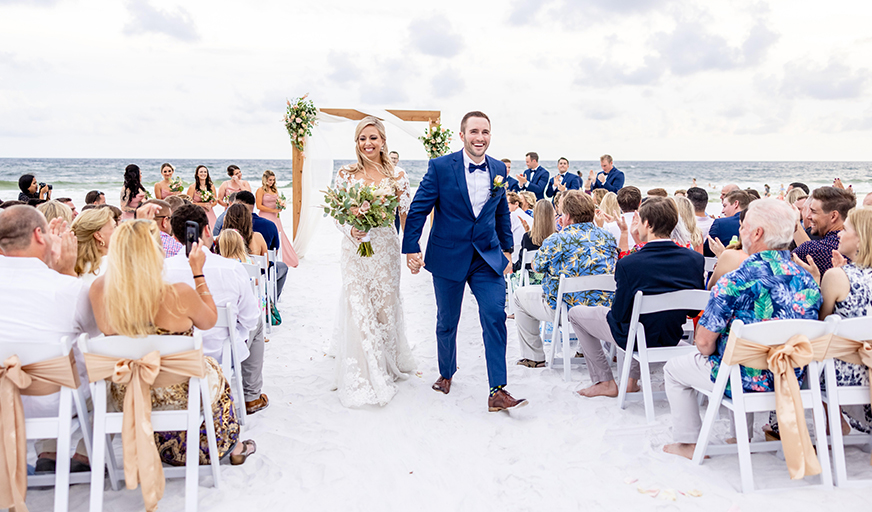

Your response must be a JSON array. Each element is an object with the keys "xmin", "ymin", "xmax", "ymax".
[
  {"xmin": 605, "ymin": 211, "xmax": 637, "ymax": 247},
  {"xmin": 462, "ymin": 151, "xmax": 491, "ymax": 217},
  {"xmin": 696, "ymin": 215, "xmax": 714, "ymax": 240},
  {"xmin": 510, "ymin": 208, "xmax": 534, "ymax": 260},
  {"xmin": 0, "ymin": 256, "xmax": 99, "ymax": 418},
  {"xmin": 164, "ymin": 250, "xmax": 260, "ymax": 362}
]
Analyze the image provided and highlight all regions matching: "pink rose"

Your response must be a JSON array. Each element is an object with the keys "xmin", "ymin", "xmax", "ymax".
[
  {"xmin": 359, "ymin": 200, "xmax": 371, "ymax": 214},
  {"xmin": 350, "ymin": 206, "xmax": 359, "ymax": 216}
]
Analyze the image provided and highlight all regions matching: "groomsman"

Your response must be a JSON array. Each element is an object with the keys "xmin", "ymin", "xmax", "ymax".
[
  {"xmin": 501, "ymin": 158, "xmax": 520, "ymax": 192},
  {"xmin": 545, "ymin": 157, "xmax": 581, "ymax": 198},
  {"xmin": 517, "ymin": 152, "xmax": 549, "ymax": 200}
]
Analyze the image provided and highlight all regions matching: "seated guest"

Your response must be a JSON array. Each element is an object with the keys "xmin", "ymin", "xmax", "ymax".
[
  {"xmin": 514, "ymin": 191, "xmax": 617, "ymax": 367},
  {"xmin": 604, "ymin": 186, "xmax": 641, "ymax": 248},
  {"xmin": 704, "ymin": 190, "xmax": 750, "ymax": 256},
  {"xmin": 0, "ymin": 200, "xmax": 25, "ymax": 209},
  {"xmin": 500, "ymin": 158, "xmax": 520, "ymax": 192},
  {"xmin": 232, "ymin": 190, "xmax": 287, "ymax": 299},
  {"xmin": 673, "ymin": 196, "xmax": 704, "ymax": 252},
  {"xmin": 56, "ymin": 197, "xmax": 78, "ymax": 218},
  {"xmin": 674, "ymin": 189, "xmax": 687, "ymax": 198},
  {"xmin": 686, "ymin": 187, "xmax": 714, "ymax": 239},
  {"xmin": 142, "ymin": 199, "xmax": 182, "ymax": 257},
  {"xmin": 787, "ymin": 182, "xmax": 810, "ymax": 195},
  {"xmin": 662, "ymin": 199, "xmax": 821, "ymax": 459},
  {"xmin": 792, "ymin": 186, "xmax": 856, "ymax": 274},
  {"xmin": 545, "ymin": 157, "xmax": 581, "ymax": 198},
  {"xmin": 71, "ymin": 207, "xmax": 117, "ymax": 285},
  {"xmin": 506, "ymin": 192, "xmax": 533, "ymax": 261},
  {"xmin": 592, "ymin": 188, "xmax": 608, "ymax": 206},
  {"xmin": 165, "ymin": 194, "xmax": 189, "ymax": 212},
  {"xmin": 89, "ymin": 220, "xmax": 257, "ymax": 466},
  {"xmin": 0, "ymin": 205, "xmax": 98, "ymax": 472},
  {"xmin": 212, "ymin": 192, "xmax": 238, "ymax": 237},
  {"xmin": 706, "ymin": 210, "xmax": 750, "ymax": 290},
  {"xmin": 521, "ymin": 191, "xmax": 537, "ymax": 217},
  {"xmin": 594, "ymin": 192, "xmax": 620, "ymax": 227},
  {"xmin": 166, "ymin": 204, "xmax": 267, "ymax": 415},
  {"xmin": 647, "ymin": 188, "xmax": 668, "ymax": 198},
  {"xmin": 225, "ymin": 203, "xmax": 269, "ymax": 257},
  {"xmin": 513, "ymin": 199, "xmax": 556, "ymax": 279},
  {"xmin": 219, "ymin": 229, "xmax": 253, "ymax": 264},
  {"xmin": 785, "ymin": 187, "xmax": 808, "ymax": 207},
  {"xmin": 569, "ymin": 197, "xmax": 704, "ymax": 398},
  {"xmin": 720, "ymin": 183, "xmax": 740, "ymax": 200},
  {"xmin": 84, "ymin": 190, "xmax": 106, "ymax": 205},
  {"xmin": 18, "ymin": 173, "xmax": 51, "ymax": 202},
  {"xmin": 745, "ymin": 188, "xmax": 761, "ymax": 200},
  {"xmin": 37, "ymin": 199, "xmax": 73, "ymax": 224}
]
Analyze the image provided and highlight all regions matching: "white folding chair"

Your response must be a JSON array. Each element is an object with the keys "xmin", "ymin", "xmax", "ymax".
[
  {"xmin": 520, "ymin": 248, "xmax": 538, "ymax": 287},
  {"xmin": 0, "ymin": 335, "xmax": 103, "ymax": 512},
  {"xmin": 547, "ymin": 274, "xmax": 616, "ymax": 382},
  {"xmin": 704, "ymin": 256, "xmax": 717, "ymax": 273},
  {"xmin": 691, "ymin": 318, "xmax": 834, "ymax": 493},
  {"xmin": 266, "ymin": 248, "xmax": 278, "ymax": 307},
  {"xmin": 250, "ymin": 254, "xmax": 272, "ymax": 334},
  {"xmin": 820, "ymin": 315, "xmax": 872, "ymax": 487},
  {"xmin": 217, "ymin": 303, "xmax": 246, "ymax": 426},
  {"xmin": 81, "ymin": 332, "xmax": 221, "ymax": 512},
  {"xmin": 616, "ymin": 289, "xmax": 710, "ymax": 423}
]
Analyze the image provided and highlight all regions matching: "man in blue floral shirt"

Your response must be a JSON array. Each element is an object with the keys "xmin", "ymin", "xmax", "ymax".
[
  {"xmin": 663, "ymin": 199, "xmax": 821, "ymax": 460},
  {"xmin": 513, "ymin": 191, "xmax": 617, "ymax": 367}
]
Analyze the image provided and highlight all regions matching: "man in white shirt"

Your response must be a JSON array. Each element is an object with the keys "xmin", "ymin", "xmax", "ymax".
[
  {"xmin": 687, "ymin": 187, "xmax": 714, "ymax": 239},
  {"xmin": 0, "ymin": 205, "xmax": 99, "ymax": 471},
  {"xmin": 605, "ymin": 186, "xmax": 641, "ymax": 248},
  {"xmin": 164, "ymin": 204, "xmax": 267, "ymax": 415},
  {"xmin": 506, "ymin": 192, "xmax": 533, "ymax": 261}
]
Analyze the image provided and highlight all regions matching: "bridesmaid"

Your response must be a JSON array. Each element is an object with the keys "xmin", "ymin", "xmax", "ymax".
[
  {"xmin": 120, "ymin": 164, "xmax": 147, "ymax": 221},
  {"xmin": 217, "ymin": 165, "xmax": 252, "ymax": 207},
  {"xmin": 256, "ymin": 170, "xmax": 299, "ymax": 267},
  {"xmin": 186, "ymin": 165, "xmax": 218, "ymax": 231},
  {"xmin": 154, "ymin": 163, "xmax": 180, "ymax": 200}
]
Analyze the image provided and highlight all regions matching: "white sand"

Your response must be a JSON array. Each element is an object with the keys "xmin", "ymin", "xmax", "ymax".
[{"xmin": 29, "ymin": 214, "xmax": 872, "ymax": 511}]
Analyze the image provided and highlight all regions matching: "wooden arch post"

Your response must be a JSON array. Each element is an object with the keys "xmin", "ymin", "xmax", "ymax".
[{"xmin": 291, "ymin": 109, "xmax": 441, "ymax": 238}]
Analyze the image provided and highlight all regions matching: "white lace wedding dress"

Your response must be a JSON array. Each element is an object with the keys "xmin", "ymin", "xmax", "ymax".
[{"xmin": 332, "ymin": 165, "xmax": 416, "ymax": 407}]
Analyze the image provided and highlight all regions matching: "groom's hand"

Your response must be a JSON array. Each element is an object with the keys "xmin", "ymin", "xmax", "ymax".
[
  {"xmin": 407, "ymin": 253, "xmax": 424, "ymax": 274},
  {"xmin": 503, "ymin": 251, "xmax": 513, "ymax": 275}
]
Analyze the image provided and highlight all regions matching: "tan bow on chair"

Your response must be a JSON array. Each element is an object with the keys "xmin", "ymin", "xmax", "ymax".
[
  {"xmin": 84, "ymin": 349, "xmax": 205, "ymax": 512},
  {"xmin": 0, "ymin": 352, "xmax": 81, "ymax": 512},
  {"xmin": 722, "ymin": 333, "xmax": 824, "ymax": 480}
]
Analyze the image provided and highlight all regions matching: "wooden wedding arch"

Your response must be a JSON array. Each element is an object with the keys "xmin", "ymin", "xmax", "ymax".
[{"xmin": 290, "ymin": 108, "xmax": 441, "ymax": 237}]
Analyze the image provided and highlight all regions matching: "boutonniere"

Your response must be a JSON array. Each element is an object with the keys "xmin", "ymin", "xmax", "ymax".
[{"xmin": 490, "ymin": 175, "xmax": 505, "ymax": 197}]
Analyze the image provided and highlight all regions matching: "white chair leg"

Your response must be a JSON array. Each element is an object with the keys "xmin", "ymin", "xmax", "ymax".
[
  {"xmin": 825, "ymin": 362, "xmax": 848, "ymax": 487},
  {"xmin": 54, "ymin": 389, "xmax": 73, "ymax": 512},
  {"xmin": 104, "ymin": 436, "xmax": 121, "ymax": 491},
  {"xmin": 185, "ymin": 380, "xmax": 201, "ymax": 512},
  {"xmin": 730, "ymin": 370, "xmax": 755, "ymax": 493},
  {"xmin": 562, "ymin": 311, "xmax": 572, "ymax": 382},
  {"xmin": 90, "ymin": 383, "xmax": 107, "ymax": 512},
  {"xmin": 809, "ymin": 362, "xmax": 833, "ymax": 489},
  {"xmin": 693, "ymin": 369, "xmax": 730, "ymax": 465},
  {"xmin": 637, "ymin": 340, "xmax": 655, "ymax": 424},
  {"xmin": 200, "ymin": 379, "xmax": 221, "ymax": 488},
  {"xmin": 616, "ymin": 337, "xmax": 636, "ymax": 410}
]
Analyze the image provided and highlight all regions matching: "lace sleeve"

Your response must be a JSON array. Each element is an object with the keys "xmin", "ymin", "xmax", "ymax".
[
  {"xmin": 333, "ymin": 166, "xmax": 358, "ymax": 244},
  {"xmin": 396, "ymin": 169, "xmax": 411, "ymax": 215}
]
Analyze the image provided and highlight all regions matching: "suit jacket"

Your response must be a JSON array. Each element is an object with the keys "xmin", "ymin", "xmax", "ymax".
[
  {"xmin": 402, "ymin": 151, "xmax": 514, "ymax": 282},
  {"xmin": 252, "ymin": 213, "xmax": 279, "ymax": 250},
  {"xmin": 506, "ymin": 175, "xmax": 520, "ymax": 193},
  {"xmin": 521, "ymin": 166, "xmax": 550, "ymax": 200},
  {"xmin": 703, "ymin": 212, "xmax": 741, "ymax": 257},
  {"xmin": 606, "ymin": 241, "xmax": 705, "ymax": 349},
  {"xmin": 545, "ymin": 172, "xmax": 581, "ymax": 198},
  {"xmin": 590, "ymin": 167, "xmax": 625, "ymax": 194}
]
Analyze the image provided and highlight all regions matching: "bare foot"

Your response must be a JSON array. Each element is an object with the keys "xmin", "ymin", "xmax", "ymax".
[
  {"xmin": 577, "ymin": 380, "xmax": 619, "ymax": 398},
  {"xmin": 626, "ymin": 378, "xmax": 640, "ymax": 393},
  {"xmin": 663, "ymin": 443, "xmax": 696, "ymax": 460}
]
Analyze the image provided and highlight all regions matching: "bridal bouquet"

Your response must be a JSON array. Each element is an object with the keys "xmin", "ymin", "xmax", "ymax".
[
  {"xmin": 322, "ymin": 182, "xmax": 400, "ymax": 257},
  {"xmin": 419, "ymin": 124, "xmax": 453, "ymax": 159},
  {"xmin": 169, "ymin": 177, "xmax": 185, "ymax": 193},
  {"xmin": 284, "ymin": 93, "xmax": 318, "ymax": 152},
  {"xmin": 199, "ymin": 189, "xmax": 216, "ymax": 203}
]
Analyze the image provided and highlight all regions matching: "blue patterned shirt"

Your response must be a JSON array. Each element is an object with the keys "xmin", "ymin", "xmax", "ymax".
[
  {"xmin": 793, "ymin": 229, "xmax": 841, "ymax": 274},
  {"xmin": 533, "ymin": 222, "xmax": 618, "ymax": 310},
  {"xmin": 700, "ymin": 250, "xmax": 821, "ymax": 394}
]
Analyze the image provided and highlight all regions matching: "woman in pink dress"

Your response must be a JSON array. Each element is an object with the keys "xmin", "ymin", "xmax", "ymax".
[
  {"xmin": 186, "ymin": 165, "xmax": 218, "ymax": 231},
  {"xmin": 256, "ymin": 170, "xmax": 299, "ymax": 267},
  {"xmin": 153, "ymin": 163, "xmax": 181, "ymax": 200},
  {"xmin": 120, "ymin": 164, "xmax": 147, "ymax": 221},
  {"xmin": 217, "ymin": 164, "xmax": 252, "ymax": 207}
]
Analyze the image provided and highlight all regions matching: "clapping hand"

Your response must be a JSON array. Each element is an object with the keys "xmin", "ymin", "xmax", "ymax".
[
  {"xmin": 587, "ymin": 169, "xmax": 595, "ymax": 182},
  {"xmin": 517, "ymin": 173, "xmax": 528, "ymax": 186},
  {"xmin": 630, "ymin": 212, "xmax": 642, "ymax": 244},
  {"xmin": 833, "ymin": 178, "xmax": 852, "ymax": 192},
  {"xmin": 707, "ymin": 235, "xmax": 726, "ymax": 258},
  {"xmin": 47, "ymin": 218, "xmax": 77, "ymax": 276},
  {"xmin": 519, "ymin": 217, "xmax": 530, "ymax": 232},
  {"xmin": 792, "ymin": 253, "xmax": 821, "ymax": 285},
  {"xmin": 831, "ymin": 249, "xmax": 848, "ymax": 268},
  {"xmin": 134, "ymin": 203, "xmax": 162, "ymax": 220}
]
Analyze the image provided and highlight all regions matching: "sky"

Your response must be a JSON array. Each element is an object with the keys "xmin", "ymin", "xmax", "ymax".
[{"xmin": 1, "ymin": 0, "xmax": 871, "ymax": 161}]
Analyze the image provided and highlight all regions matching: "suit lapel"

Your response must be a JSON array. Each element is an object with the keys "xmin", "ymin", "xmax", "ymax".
[{"xmin": 452, "ymin": 151, "xmax": 475, "ymax": 217}]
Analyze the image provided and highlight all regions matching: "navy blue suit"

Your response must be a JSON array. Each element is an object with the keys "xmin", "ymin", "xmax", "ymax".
[
  {"xmin": 402, "ymin": 151, "xmax": 513, "ymax": 389},
  {"xmin": 521, "ymin": 166, "xmax": 549, "ymax": 200},
  {"xmin": 590, "ymin": 167, "xmax": 625, "ymax": 194},
  {"xmin": 703, "ymin": 212, "xmax": 741, "ymax": 257},
  {"xmin": 506, "ymin": 175, "xmax": 520, "ymax": 193},
  {"xmin": 545, "ymin": 172, "xmax": 581, "ymax": 198},
  {"xmin": 606, "ymin": 241, "xmax": 705, "ymax": 349},
  {"xmin": 252, "ymin": 213, "xmax": 279, "ymax": 250}
]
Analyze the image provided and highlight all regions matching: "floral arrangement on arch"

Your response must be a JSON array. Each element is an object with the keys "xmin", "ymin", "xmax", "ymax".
[
  {"xmin": 284, "ymin": 94, "xmax": 318, "ymax": 152},
  {"xmin": 418, "ymin": 124, "xmax": 453, "ymax": 159}
]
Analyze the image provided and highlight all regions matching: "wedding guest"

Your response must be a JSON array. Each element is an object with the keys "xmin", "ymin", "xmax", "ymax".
[
  {"xmin": 586, "ymin": 154, "xmax": 625, "ymax": 194},
  {"xmin": 96, "ymin": 203, "xmax": 123, "ymax": 224},
  {"xmin": 217, "ymin": 164, "xmax": 252, "ymax": 208},
  {"xmin": 500, "ymin": 158, "xmax": 520, "ymax": 192},
  {"xmin": 154, "ymin": 162, "xmax": 180, "ymax": 200},
  {"xmin": 521, "ymin": 192, "xmax": 537, "ymax": 216},
  {"xmin": 674, "ymin": 189, "xmax": 687, "ymax": 198},
  {"xmin": 0, "ymin": 205, "xmax": 98, "ymax": 472},
  {"xmin": 592, "ymin": 188, "xmax": 608, "ymax": 206},
  {"xmin": 663, "ymin": 199, "xmax": 820, "ymax": 459},
  {"xmin": 863, "ymin": 192, "xmax": 872, "ymax": 207},
  {"xmin": 89, "ymin": 220, "xmax": 256, "ymax": 467},
  {"xmin": 514, "ymin": 191, "xmax": 618, "ymax": 367},
  {"xmin": 675, "ymin": 196, "xmax": 704, "ymax": 253},
  {"xmin": 120, "ymin": 164, "xmax": 147, "ymax": 221},
  {"xmin": 512, "ymin": 199, "xmax": 556, "ymax": 276},
  {"xmin": 785, "ymin": 187, "xmax": 808, "ymax": 206},
  {"xmin": 687, "ymin": 187, "xmax": 713, "ymax": 239},
  {"xmin": 187, "ymin": 165, "xmax": 219, "ymax": 231},
  {"xmin": 142, "ymin": 199, "xmax": 182, "ymax": 257},
  {"xmin": 647, "ymin": 188, "xmax": 668, "ymax": 198},
  {"xmin": 212, "ymin": 192, "xmax": 238, "ymax": 237},
  {"xmin": 167, "ymin": 204, "xmax": 268, "ymax": 415},
  {"xmin": 233, "ymin": 191, "xmax": 288, "ymax": 299},
  {"xmin": 545, "ymin": 157, "xmax": 581, "ymax": 198},
  {"xmin": 165, "ymin": 194, "xmax": 189, "ymax": 212},
  {"xmin": 569, "ymin": 197, "xmax": 704, "ymax": 398},
  {"xmin": 0, "ymin": 200, "xmax": 24, "ymax": 209},
  {"xmin": 604, "ymin": 186, "xmax": 641, "ymax": 248},
  {"xmin": 507, "ymin": 192, "xmax": 533, "ymax": 262},
  {"xmin": 719, "ymin": 183, "xmax": 740, "ymax": 201},
  {"xmin": 17, "ymin": 173, "xmax": 51, "ymax": 202},
  {"xmin": 218, "ymin": 229, "xmax": 252, "ymax": 264},
  {"xmin": 792, "ymin": 186, "xmax": 856, "ymax": 274},
  {"xmin": 85, "ymin": 190, "xmax": 105, "ymax": 205},
  {"xmin": 595, "ymin": 192, "xmax": 620, "ymax": 227},
  {"xmin": 704, "ymin": 190, "xmax": 750, "ymax": 256},
  {"xmin": 256, "ymin": 169, "xmax": 299, "ymax": 267},
  {"xmin": 71, "ymin": 207, "xmax": 116, "ymax": 285},
  {"xmin": 37, "ymin": 200, "xmax": 73, "ymax": 224},
  {"xmin": 517, "ymin": 152, "xmax": 549, "ymax": 200},
  {"xmin": 56, "ymin": 197, "xmax": 77, "ymax": 218},
  {"xmin": 224, "ymin": 203, "xmax": 269, "ymax": 257},
  {"xmin": 787, "ymin": 182, "xmax": 810, "ymax": 195}
]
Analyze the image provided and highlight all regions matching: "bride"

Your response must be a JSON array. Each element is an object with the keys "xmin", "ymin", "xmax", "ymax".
[{"xmin": 332, "ymin": 116, "xmax": 415, "ymax": 407}]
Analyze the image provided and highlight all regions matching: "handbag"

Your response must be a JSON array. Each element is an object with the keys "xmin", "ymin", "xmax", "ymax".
[{"xmin": 269, "ymin": 300, "xmax": 282, "ymax": 326}]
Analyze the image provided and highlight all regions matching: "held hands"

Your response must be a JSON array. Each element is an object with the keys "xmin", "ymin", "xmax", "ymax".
[
  {"xmin": 350, "ymin": 227, "xmax": 368, "ymax": 243},
  {"xmin": 707, "ymin": 235, "xmax": 726, "ymax": 258},
  {"xmin": 406, "ymin": 253, "xmax": 424, "ymax": 274},
  {"xmin": 188, "ymin": 242, "xmax": 207, "ymax": 274}
]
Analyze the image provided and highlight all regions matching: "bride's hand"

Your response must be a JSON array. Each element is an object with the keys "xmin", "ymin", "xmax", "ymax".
[{"xmin": 350, "ymin": 228, "xmax": 368, "ymax": 242}]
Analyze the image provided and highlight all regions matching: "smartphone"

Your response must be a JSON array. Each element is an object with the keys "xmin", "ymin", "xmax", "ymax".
[{"xmin": 185, "ymin": 221, "xmax": 200, "ymax": 257}]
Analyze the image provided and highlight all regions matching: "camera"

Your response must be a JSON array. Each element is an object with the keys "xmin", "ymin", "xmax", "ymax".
[{"xmin": 38, "ymin": 182, "xmax": 53, "ymax": 191}]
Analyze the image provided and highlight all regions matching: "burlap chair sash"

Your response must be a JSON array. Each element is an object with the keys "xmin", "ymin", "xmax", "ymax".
[
  {"xmin": 0, "ymin": 351, "xmax": 80, "ymax": 512},
  {"xmin": 84, "ymin": 349, "xmax": 205, "ymax": 512},
  {"xmin": 721, "ymin": 333, "xmax": 826, "ymax": 480}
]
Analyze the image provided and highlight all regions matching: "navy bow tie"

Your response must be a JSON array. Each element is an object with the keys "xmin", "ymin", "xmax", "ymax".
[{"xmin": 468, "ymin": 162, "xmax": 487, "ymax": 173}]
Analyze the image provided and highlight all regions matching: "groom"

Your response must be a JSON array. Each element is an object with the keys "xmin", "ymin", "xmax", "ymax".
[{"xmin": 403, "ymin": 111, "xmax": 527, "ymax": 412}]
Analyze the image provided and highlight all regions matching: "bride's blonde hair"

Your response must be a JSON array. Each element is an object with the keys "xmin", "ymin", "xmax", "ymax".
[{"xmin": 353, "ymin": 116, "xmax": 394, "ymax": 180}]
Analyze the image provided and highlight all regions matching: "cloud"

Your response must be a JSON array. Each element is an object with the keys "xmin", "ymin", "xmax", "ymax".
[
  {"xmin": 408, "ymin": 15, "xmax": 463, "ymax": 58},
  {"xmin": 327, "ymin": 51, "xmax": 362, "ymax": 85},
  {"xmin": 577, "ymin": 56, "xmax": 664, "ymax": 87},
  {"xmin": 651, "ymin": 23, "xmax": 738, "ymax": 75},
  {"xmin": 583, "ymin": 103, "xmax": 620, "ymax": 120},
  {"xmin": 0, "ymin": 0, "xmax": 60, "ymax": 5},
  {"xmin": 780, "ymin": 59, "xmax": 870, "ymax": 100},
  {"xmin": 431, "ymin": 71, "xmax": 464, "ymax": 99},
  {"xmin": 507, "ymin": 0, "xmax": 544, "ymax": 26},
  {"xmin": 742, "ymin": 22, "xmax": 780, "ymax": 65},
  {"xmin": 123, "ymin": 0, "xmax": 199, "ymax": 43}
]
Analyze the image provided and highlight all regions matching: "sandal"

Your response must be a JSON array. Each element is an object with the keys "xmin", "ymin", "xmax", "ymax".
[
  {"xmin": 230, "ymin": 440, "xmax": 257, "ymax": 466},
  {"xmin": 516, "ymin": 358, "xmax": 546, "ymax": 368}
]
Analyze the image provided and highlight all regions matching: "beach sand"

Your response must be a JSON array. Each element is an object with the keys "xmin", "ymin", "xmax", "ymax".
[{"xmin": 26, "ymin": 213, "xmax": 872, "ymax": 511}]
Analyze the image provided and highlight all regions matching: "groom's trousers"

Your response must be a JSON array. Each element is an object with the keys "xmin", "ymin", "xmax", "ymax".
[{"xmin": 431, "ymin": 250, "xmax": 507, "ymax": 389}]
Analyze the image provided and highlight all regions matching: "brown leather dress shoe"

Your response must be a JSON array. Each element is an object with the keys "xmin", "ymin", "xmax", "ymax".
[
  {"xmin": 245, "ymin": 393, "xmax": 269, "ymax": 415},
  {"xmin": 432, "ymin": 377, "xmax": 451, "ymax": 394},
  {"xmin": 488, "ymin": 389, "xmax": 528, "ymax": 412}
]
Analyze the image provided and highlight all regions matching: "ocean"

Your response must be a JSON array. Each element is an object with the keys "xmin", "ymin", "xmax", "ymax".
[{"xmin": 1, "ymin": 158, "xmax": 870, "ymax": 209}]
